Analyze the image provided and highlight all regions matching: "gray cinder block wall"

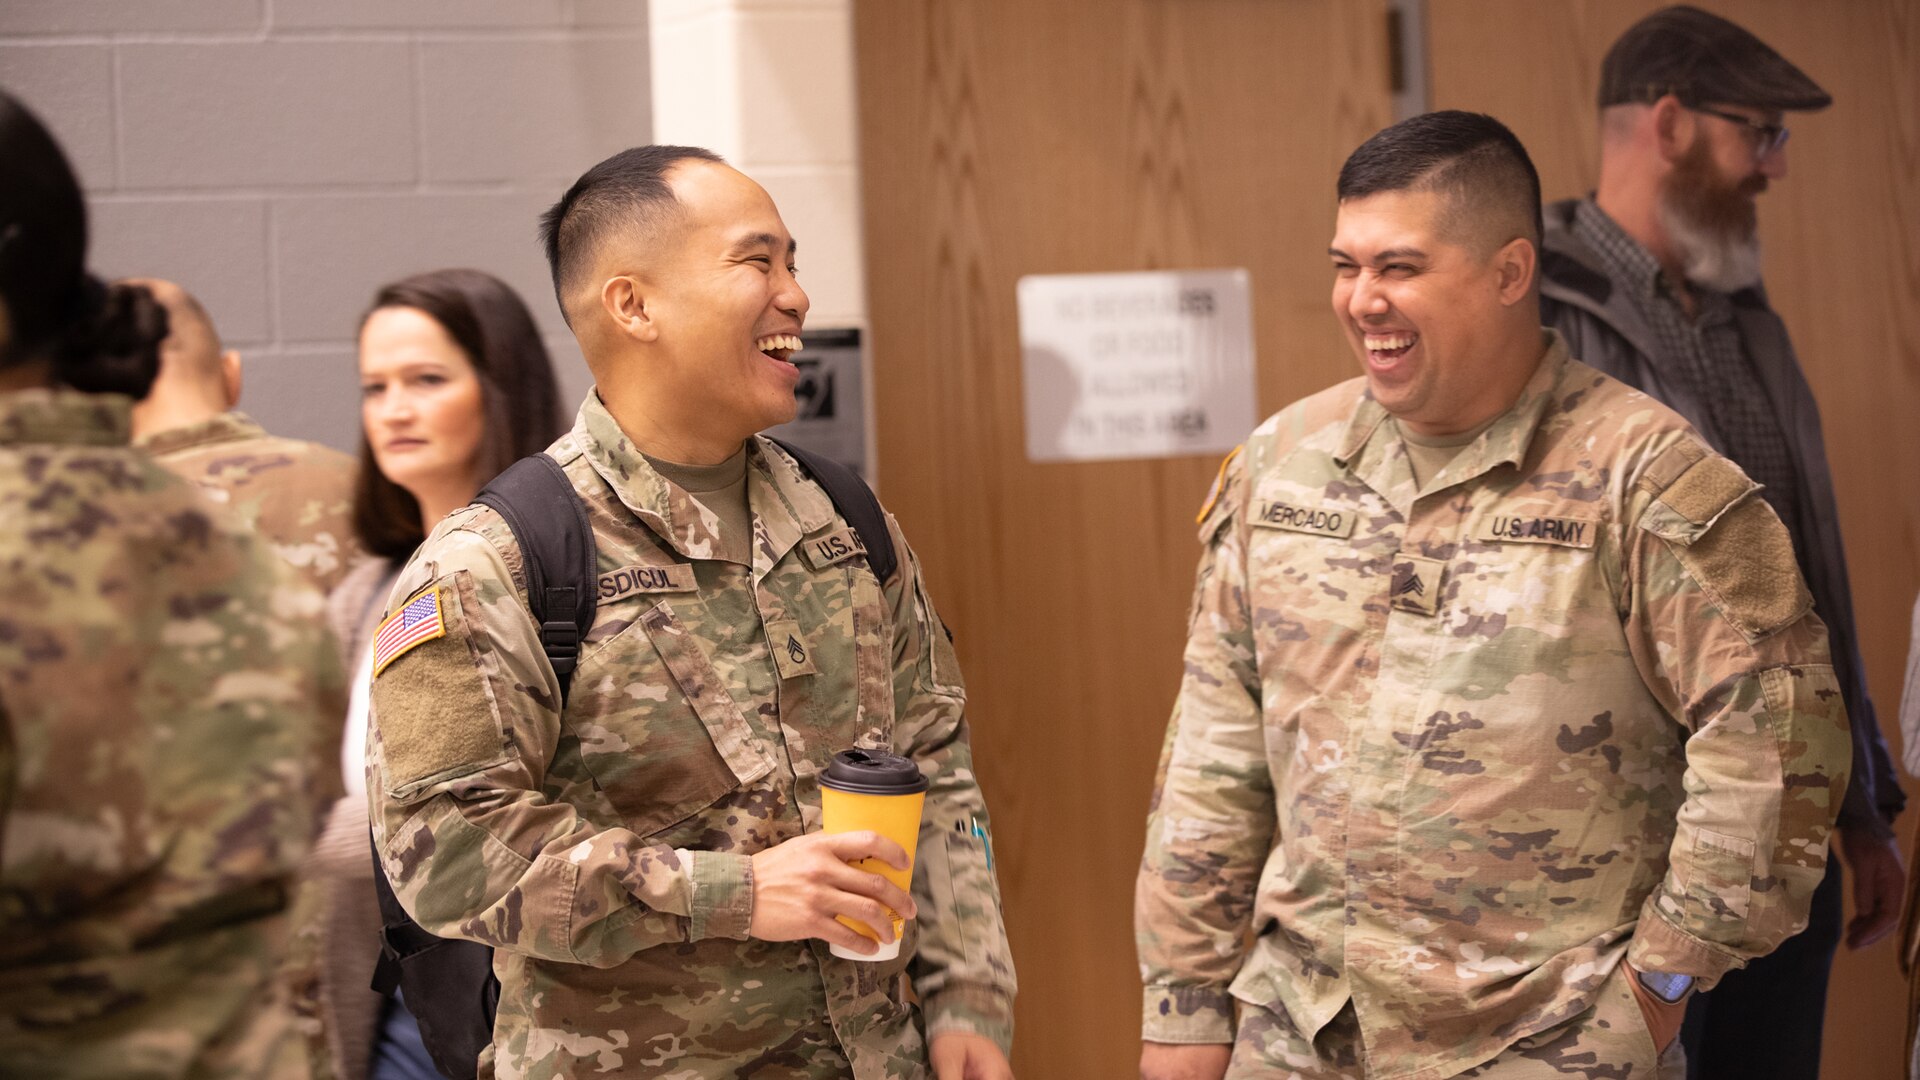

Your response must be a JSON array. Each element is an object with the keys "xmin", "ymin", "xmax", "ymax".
[{"xmin": 0, "ymin": 0, "xmax": 649, "ymax": 452}]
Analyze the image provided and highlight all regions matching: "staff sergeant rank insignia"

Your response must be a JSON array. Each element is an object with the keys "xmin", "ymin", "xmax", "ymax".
[
  {"xmin": 1252, "ymin": 500, "xmax": 1358, "ymax": 538},
  {"xmin": 1472, "ymin": 513, "xmax": 1598, "ymax": 549},
  {"xmin": 765, "ymin": 617, "xmax": 820, "ymax": 679}
]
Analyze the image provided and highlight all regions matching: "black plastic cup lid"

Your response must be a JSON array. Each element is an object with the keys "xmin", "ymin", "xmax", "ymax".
[{"xmin": 821, "ymin": 748, "xmax": 929, "ymax": 795}]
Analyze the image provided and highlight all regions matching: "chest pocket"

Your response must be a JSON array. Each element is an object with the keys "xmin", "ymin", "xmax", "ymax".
[
  {"xmin": 566, "ymin": 598, "xmax": 773, "ymax": 839},
  {"xmin": 1243, "ymin": 484, "xmax": 1395, "ymax": 720}
]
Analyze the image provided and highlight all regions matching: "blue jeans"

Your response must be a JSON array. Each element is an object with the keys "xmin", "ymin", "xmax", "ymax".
[{"xmin": 369, "ymin": 989, "xmax": 442, "ymax": 1080}]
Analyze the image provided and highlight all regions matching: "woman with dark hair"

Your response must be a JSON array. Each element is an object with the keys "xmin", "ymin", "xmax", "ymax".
[
  {"xmin": 0, "ymin": 90, "xmax": 342, "ymax": 1075},
  {"xmin": 350, "ymin": 269, "xmax": 565, "ymax": 563},
  {"xmin": 303, "ymin": 268, "xmax": 563, "ymax": 1080}
]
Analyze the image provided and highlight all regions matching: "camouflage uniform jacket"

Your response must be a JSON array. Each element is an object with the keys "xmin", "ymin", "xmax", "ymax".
[
  {"xmin": 0, "ymin": 389, "xmax": 343, "ymax": 1078},
  {"xmin": 367, "ymin": 393, "xmax": 1015, "ymax": 1080},
  {"xmin": 1136, "ymin": 335, "xmax": 1850, "ymax": 1080},
  {"xmin": 137, "ymin": 411, "xmax": 360, "ymax": 596}
]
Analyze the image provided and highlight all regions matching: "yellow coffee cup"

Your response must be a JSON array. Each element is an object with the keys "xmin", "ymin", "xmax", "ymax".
[{"xmin": 820, "ymin": 747, "xmax": 929, "ymax": 961}]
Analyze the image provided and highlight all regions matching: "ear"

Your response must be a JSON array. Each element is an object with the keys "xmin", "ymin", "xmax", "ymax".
[
  {"xmin": 220, "ymin": 350, "xmax": 242, "ymax": 408},
  {"xmin": 1493, "ymin": 237, "xmax": 1536, "ymax": 306},
  {"xmin": 601, "ymin": 275, "xmax": 658, "ymax": 344},
  {"xmin": 1650, "ymin": 94, "xmax": 1694, "ymax": 163}
]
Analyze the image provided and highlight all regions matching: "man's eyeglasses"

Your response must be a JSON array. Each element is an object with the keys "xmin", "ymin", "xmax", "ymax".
[{"xmin": 1686, "ymin": 104, "xmax": 1790, "ymax": 162}]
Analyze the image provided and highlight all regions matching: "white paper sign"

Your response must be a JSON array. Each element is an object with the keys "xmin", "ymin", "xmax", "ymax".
[{"xmin": 1017, "ymin": 269, "xmax": 1257, "ymax": 463}]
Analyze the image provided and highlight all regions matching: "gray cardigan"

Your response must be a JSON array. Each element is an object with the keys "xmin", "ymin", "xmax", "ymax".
[{"xmin": 1540, "ymin": 197, "xmax": 1901, "ymax": 840}]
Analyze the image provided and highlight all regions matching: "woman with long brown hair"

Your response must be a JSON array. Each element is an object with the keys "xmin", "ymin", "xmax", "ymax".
[{"xmin": 303, "ymin": 269, "xmax": 563, "ymax": 1080}]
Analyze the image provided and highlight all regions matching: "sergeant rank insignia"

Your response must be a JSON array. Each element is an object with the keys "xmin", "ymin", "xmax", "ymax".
[{"xmin": 1389, "ymin": 553, "xmax": 1446, "ymax": 617}]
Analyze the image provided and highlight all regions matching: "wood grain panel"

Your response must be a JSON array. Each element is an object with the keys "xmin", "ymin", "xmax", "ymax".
[
  {"xmin": 1430, "ymin": 4, "xmax": 1920, "ymax": 1077},
  {"xmin": 855, "ymin": 1, "xmax": 1394, "ymax": 1072}
]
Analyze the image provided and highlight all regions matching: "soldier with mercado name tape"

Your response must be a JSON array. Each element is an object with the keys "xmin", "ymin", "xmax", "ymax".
[
  {"xmin": 1136, "ymin": 111, "xmax": 1851, "ymax": 1080},
  {"xmin": 364, "ymin": 146, "xmax": 1016, "ymax": 1079},
  {"xmin": 127, "ymin": 277, "xmax": 360, "ymax": 598},
  {"xmin": 0, "ymin": 89, "xmax": 341, "ymax": 1079}
]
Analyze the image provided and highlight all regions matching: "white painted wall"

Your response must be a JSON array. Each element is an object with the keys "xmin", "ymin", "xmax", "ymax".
[
  {"xmin": 648, "ymin": 0, "xmax": 872, "ymax": 474},
  {"xmin": 0, "ymin": 1, "xmax": 651, "ymax": 451},
  {"xmin": 649, "ymin": 0, "xmax": 863, "ymax": 327}
]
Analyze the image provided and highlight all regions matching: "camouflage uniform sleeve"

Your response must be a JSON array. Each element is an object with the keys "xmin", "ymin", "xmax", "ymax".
[
  {"xmin": 367, "ymin": 515, "xmax": 752, "ymax": 967},
  {"xmin": 885, "ymin": 516, "xmax": 1018, "ymax": 1056},
  {"xmin": 1621, "ymin": 438, "xmax": 1852, "ymax": 989},
  {"xmin": 1136, "ymin": 449, "xmax": 1272, "ymax": 1044},
  {"xmin": 291, "ymin": 567, "xmax": 350, "ymax": 819}
]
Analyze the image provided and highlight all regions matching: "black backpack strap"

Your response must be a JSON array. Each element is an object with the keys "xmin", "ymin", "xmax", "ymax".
[
  {"xmin": 369, "ymin": 832, "xmax": 436, "ymax": 995},
  {"xmin": 362, "ymin": 453, "xmax": 589, "ymax": 1080},
  {"xmin": 368, "ymin": 835, "xmax": 497, "ymax": 1080},
  {"xmin": 474, "ymin": 454, "xmax": 598, "ymax": 706},
  {"xmin": 768, "ymin": 437, "xmax": 897, "ymax": 583}
]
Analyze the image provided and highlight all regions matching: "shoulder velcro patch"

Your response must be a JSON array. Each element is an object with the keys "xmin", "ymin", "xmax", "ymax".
[
  {"xmin": 1638, "ymin": 452, "xmax": 1811, "ymax": 641},
  {"xmin": 371, "ymin": 572, "xmax": 507, "ymax": 795},
  {"xmin": 1196, "ymin": 445, "xmax": 1245, "ymax": 543},
  {"xmin": 1659, "ymin": 453, "xmax": 1758, "ymax": 530},
  {"xmin": 1637, "ymin": 436, "xmax": 1708, "ymax": 497},
  {"xmin": 1639, "ymin": 446, "xmax": 1760, "ymax": 546}
]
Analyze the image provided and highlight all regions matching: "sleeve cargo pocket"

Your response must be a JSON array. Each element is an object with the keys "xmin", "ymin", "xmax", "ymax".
[
  {"xmin": 913, "ymin": 576, "xmax": 966, "ymax": 700},
  {"xmin": 1676, "ymin": 827, "xmax": 1756, "ymax": 945},
  {"xmin": 372, "ymin": 573, "xmax": 511, "ymax": 800}
]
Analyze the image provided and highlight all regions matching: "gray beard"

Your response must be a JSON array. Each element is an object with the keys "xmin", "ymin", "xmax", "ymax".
[{"xmin": 1656, "ymin": 195, "xmax": 1763, "ymax": 293}]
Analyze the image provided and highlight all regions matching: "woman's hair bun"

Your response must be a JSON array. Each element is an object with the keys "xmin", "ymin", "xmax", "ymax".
[{"xmin": 54, "ymin": 277, "xmax": 168, "ymax": 398}]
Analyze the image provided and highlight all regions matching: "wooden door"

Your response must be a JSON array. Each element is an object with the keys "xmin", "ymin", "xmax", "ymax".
[
  {"xmin": 855, "ymin": 1, "xmax": 1395, "ymax": 1073},
  {"xmin": 1427, "ymin": 3, "xmax": 1920, "ymax": 1077}
]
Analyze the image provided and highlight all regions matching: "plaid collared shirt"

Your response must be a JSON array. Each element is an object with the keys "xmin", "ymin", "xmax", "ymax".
[{"xmin": 1569, "ymin": 199, "xmax": 1801, "ymax": 537}]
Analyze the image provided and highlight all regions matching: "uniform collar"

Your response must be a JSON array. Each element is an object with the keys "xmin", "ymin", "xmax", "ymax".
[
  {"xmin": 1333, "ymin": 331, "xmax": 1571, "ymax": 507},
  {"xmin": 0, "ymin": 388, "xmax": 134, "ymax": 448},
  {"xmin": 572, "ymin": 391, "xmax": 834, "ymax": 568},
  {"xmin": 133, "ymin": 410, "xmax": 266, "ymax": 456},
  {"xmin": 744, "ymin": 438, "xmax": 839, "ymax": 574}
]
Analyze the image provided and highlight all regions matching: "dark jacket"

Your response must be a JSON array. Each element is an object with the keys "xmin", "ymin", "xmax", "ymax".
[{"xmin": 1539, "ymin": 197, "xmax": 1901, "ymax": 840}]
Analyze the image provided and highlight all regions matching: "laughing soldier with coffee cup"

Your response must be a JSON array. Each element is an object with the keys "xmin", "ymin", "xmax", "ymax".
[{"xmin": 365, "ymin": 146, "xmax": 1016, "ymax": 1080}]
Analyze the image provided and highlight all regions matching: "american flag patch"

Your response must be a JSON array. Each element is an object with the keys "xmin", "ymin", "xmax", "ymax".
[{"xmin": 372, "ymin": 589, "xmax": 445, "ymax": 677}]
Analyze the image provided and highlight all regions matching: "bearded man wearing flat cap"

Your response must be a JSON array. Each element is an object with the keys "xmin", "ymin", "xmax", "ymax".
[{"xmin": 1539, "ymin": 9, "xmax": 1904, "ymax": 1077}]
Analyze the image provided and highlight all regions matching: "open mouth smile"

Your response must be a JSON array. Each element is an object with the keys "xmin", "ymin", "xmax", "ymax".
[
  {"xmin": 756, "ymin": 333, "xmax": 803, "ymax": 363},
  {"xmin": 1364, "ymin": 332, "xmax": 1418, "ymax": 365}
]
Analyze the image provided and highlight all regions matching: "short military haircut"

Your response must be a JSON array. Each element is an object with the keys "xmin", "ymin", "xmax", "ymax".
[
  {"xmin": 1336, "ymin": 110, "xmax": 1543, "ymax": 254},
  {"xmin": 537, "ymin": 145, "xmax": 725, "ymax": 325}
]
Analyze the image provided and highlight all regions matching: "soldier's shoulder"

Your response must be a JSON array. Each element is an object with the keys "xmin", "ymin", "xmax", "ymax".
[
  {"xmin": 1239, "ymin": 375, "xmax": 1370, "ymax": 472},
  {"xmin": 1552, "ymin": 359, "xmax": 1708, "ymax": 488},
  {"xmin": 95, "ymin": 444, "xmax": 250, "ymax": 545},
  {"xmin": 1192, "ymin": 444, "xmax": 1249, "ymax": 543},
  {"xmin": 400, "ymin": 503, "xmax": 526, "ymax": 608},
  {"xmin": 1266, "ymin": 375, "xmax": 1369, "ymax": 437},
  {"xmin": 1556, "ymin": 358, "xmax": 1693, "ymax": 433},
  {"xmin": 0, "ymin": 443, "xmax": 242, "ymax": 588},
  {"xmin": 262, "ymin": 434, "xmax": 356, "ymax": 474}
]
